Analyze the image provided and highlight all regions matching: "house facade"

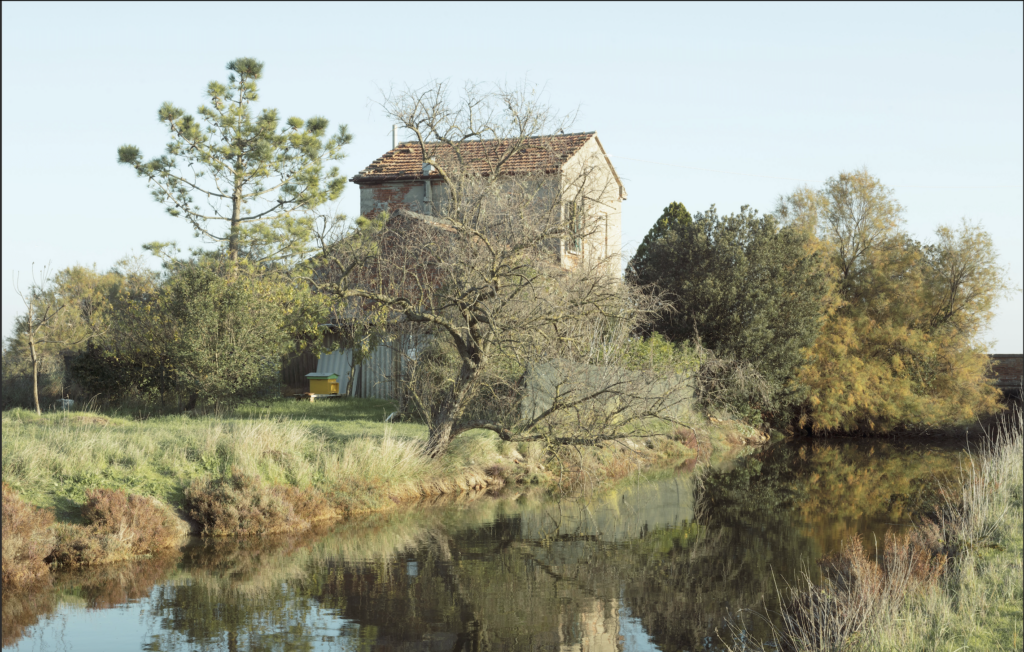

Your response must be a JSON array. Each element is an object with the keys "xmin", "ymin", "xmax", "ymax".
[
  {"xmin": 350, "ymin": 132, "xmax": 627, "ymax": 276},
  {"xmin": 286, "ymin": 132, "xmax": 628, "ymax": 398}
]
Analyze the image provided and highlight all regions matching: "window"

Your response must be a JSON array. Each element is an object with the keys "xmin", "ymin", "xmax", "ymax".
[
  {"xmin": 601, "ymin": 212, "xmax": 608, "ymax": 258},
  {"xmin": 564, "ymin": 198, "xmax": 585, "ymax": 254}
]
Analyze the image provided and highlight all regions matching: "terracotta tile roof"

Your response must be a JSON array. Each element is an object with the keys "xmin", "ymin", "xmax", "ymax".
[{"xmin": 351, "ymin": 132, "xmax": 596, "ymax": 183}]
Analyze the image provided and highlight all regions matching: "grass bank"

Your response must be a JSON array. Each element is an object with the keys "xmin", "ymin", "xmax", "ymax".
[
  {"xmin": 726, "ymin": 403, "xmax": 1024, "ymax": 651},
  {"xmin": 2, "ymin": 397, "xmax": 758, "ymax": 584}
]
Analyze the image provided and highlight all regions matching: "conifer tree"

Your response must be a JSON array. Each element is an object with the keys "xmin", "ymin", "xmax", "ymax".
[
  {"xmin": 628, "ymin": 202, "xmax": 692, "ymax": 280},
  {"xmin": 628, "ymin": 203, "xmax": 830, "ymax": 413},
  {"xmin": 118, "ymin": 58, "xmax": 352, "ymax": 263}
]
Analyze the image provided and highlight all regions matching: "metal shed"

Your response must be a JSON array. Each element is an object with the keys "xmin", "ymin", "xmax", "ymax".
[{"xmin": 307, "ymin": 335, "xmax": 423, "ymax": 400}]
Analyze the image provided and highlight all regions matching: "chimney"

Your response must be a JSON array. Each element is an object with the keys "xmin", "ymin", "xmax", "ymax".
[{"xmin": 392, "ymin": 125, "xmax": 398, "ymax": 150}]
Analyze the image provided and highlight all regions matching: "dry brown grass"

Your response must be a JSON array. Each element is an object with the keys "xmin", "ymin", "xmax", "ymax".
[
  {"xmin": 2, "ymin": 482, "xmax": 54, "ymax": 588},
  {"xmin": 185, "ymin": 468, "xmax": 309, "ymax": 536},
  {"xmin": 185, "ymin": 468, "xmax": 343, "ymax": 536},
  {"xmin": 275, "ymin": 484, "xmax": 335, "ymax": 524},
  {"xmin": 762, "ymin": 531, "xmax": 946, "ymax": 652},
  {"xmin": 483, "ymin": 465, "xmax": 508, "ymax": 490},
  {"xmin": 47, "ymin": 488, "xmax": 186, "ymax": 567},
  {"xmin": 81, "ymin": 488, "xmax": 187, "ymax": 553}
]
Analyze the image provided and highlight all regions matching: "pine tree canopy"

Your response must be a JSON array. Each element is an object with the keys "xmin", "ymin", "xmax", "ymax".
[
  {"xmin": 628, "ymin": 203, "xmax": 831, "ymax": 412},
  {"xmin": 118, "ymin": 57, "xmax": 353, "ymax": 265}
]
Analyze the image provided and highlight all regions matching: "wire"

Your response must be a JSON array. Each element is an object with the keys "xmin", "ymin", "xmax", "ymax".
[{"xmin": 607, "ymin": 155, "xmax": 1023, "ymax": 190}]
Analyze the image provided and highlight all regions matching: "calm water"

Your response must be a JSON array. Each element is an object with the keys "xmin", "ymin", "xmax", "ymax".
[{"xmin": 3, "ymin": 439, "xmax": 964, "ymax": 652}]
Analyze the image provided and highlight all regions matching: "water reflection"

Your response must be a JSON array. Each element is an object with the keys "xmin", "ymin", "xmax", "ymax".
[{"xmin": 3, "ymin": 439, "xmax": 963, "ymax": 652}]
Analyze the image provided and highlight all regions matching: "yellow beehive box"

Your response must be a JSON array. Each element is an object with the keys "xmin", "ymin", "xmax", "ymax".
[{"xmin": 305, "ymin": 372, "xmax": 340, "ymax": 395}]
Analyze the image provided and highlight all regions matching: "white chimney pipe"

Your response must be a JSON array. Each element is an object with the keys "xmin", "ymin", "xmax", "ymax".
[{"xmin": 392, "ymin": 125, "xmax": 397, "ymax": 150}]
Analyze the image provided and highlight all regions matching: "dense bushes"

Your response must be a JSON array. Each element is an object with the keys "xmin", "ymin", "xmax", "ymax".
[
  {"xmin": 628, "ymin": 203, "xmax": 830, "ymax": 419},
  {"xmin": 635, "ymin": 171, "xmax": 1011, "ymax": 434},
  {"xmin": 4, "ymin": 255, "xmax": 327, "ymax": 412}
]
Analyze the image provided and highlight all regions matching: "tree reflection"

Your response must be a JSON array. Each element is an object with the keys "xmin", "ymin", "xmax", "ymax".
[{"xmin": 8, "ymin": 440, "xmax": 963, "ymax": 652}]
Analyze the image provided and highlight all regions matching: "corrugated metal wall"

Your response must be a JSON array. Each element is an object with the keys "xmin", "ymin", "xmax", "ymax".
[
  {"xmin": 280, "ymin": 333, "xmax": 344, "ymax": 392},
  {"xmin": 300, "ymin": 334, "xmax": 425, "ymax": 399}
]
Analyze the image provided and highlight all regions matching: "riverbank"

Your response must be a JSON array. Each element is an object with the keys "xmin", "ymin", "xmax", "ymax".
[
  {"xmin": 726, "ymin": 403, "xmax": 1024, "ymax": 651},
  {"xmin": 1, "ymin": 398, "xmax": 764, "ymax": 583}
]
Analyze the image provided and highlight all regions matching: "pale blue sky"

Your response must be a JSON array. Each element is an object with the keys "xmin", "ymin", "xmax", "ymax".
[{"xmin": 3, "ymin": 1, "xmax": 1021, "ymax": 351}]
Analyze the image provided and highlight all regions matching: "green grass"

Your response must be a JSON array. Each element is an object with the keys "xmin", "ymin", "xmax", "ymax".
[
  {"xmin": 0, "ymin": 399, "xmax": 513, "ymax": 521},
  {"xmin": 871, "ymin": 405, "xmax": 1023, "ymax": 652},
  {"xmin": 1, "ymin": 395, "xmax": 730, "ymax": 527}
]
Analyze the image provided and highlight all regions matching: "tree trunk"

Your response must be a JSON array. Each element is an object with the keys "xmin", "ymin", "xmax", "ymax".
[
  {"xmin": 345, "ymin": 360, "xmax": 357, "ymax": 397},
  {"xmin": 31, "ymin": 353, "xmax": 41, "ymax": 416},
  {"xmin": 229, "ymin": 184, "xmax": 242, "ymax": 261},
  {"xmin": 425, "ymin": 417, "xmax": 456, "ymax": 459},
  {"xmin": 424, "ymin": 360, "xmax": 477, "ymax": 458},
  {"xmin": 27, "ymin": 298, "xmax": 41, "ymax": 415}
]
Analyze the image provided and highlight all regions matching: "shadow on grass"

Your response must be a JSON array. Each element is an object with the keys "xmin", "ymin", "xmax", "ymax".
[{"xmin": 51, "ymin": 494, "xmax": 87, "ymax": 524}]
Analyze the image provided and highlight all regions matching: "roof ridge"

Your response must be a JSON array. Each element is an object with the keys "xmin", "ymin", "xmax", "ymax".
[
  {"xmin": 353, "ymin": 132, "xmax": 598, "ymax": 183},
  {"xmin": 392, "ymin": 131, "xmax": 595, "ymax": 148}
]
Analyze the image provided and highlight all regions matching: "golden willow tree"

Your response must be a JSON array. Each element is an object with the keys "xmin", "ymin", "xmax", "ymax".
[
  {"xmin": 777, "ymin": 170, "xmax": 1014, "ymax": 432},
  {"xmin": 315, "ymin": 81, "xmax": 690, "ymax": 458},
  {"xmin": 118, "ymin": 58, "xmax": 351, "ymax": 264}
]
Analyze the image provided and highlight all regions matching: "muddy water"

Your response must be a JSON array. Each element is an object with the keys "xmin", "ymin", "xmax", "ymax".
[{"xmin": 3, "ymin": 439, "xmax": 965, "ymax": 652}]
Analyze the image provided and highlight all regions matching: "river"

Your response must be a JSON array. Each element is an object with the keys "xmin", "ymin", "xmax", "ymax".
[{"xmin": 2, "ymin": 437, "xmax": 966, "ymax": 651}]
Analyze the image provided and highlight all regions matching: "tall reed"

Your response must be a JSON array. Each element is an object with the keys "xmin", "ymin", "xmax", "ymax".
[{"xmin": 724, "ymin": 401, "xmax": 1023, "ymax": 652}]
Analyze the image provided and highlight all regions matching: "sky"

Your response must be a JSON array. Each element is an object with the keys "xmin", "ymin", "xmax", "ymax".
[{"xmin": 3, "ymin": 1, "xmax": 1022, "ymax": 352}]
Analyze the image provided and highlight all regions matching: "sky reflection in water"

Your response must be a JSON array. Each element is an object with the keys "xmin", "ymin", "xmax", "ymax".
[{"xmin": 3, "ymin": 439, "xmax": 964, "ymax": 652}]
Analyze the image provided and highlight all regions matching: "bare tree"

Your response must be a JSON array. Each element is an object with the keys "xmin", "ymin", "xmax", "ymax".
[
  {"xmin": 315, "ymin": 81, "xmax": 690, "ymax": 458},
  {"xmin": 11, "ymin": 265, "xmax": 99, "ymax": 414}
]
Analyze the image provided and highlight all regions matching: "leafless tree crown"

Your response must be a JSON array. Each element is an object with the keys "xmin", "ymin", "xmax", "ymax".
[{"xmin": 317, "ymin": 81, "xmax": 688, "ymax": 458}]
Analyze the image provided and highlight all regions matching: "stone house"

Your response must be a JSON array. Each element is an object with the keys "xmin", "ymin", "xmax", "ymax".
[
  {"xmin": 350, "ymin": 131, "xmax": 627, "ymax": 275},
  {"xmin": 284, "ymin": 132, "xmax": 628, "ymax": 398}
]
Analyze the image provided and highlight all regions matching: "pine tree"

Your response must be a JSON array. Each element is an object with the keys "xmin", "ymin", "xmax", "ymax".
[
  {"xmin": 627, "ymin": 202, "xmax": 692, "ymax": 281},
  {"xmin": 118, "ymin": 58, "xmax": 352, "ymax": 263}
]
